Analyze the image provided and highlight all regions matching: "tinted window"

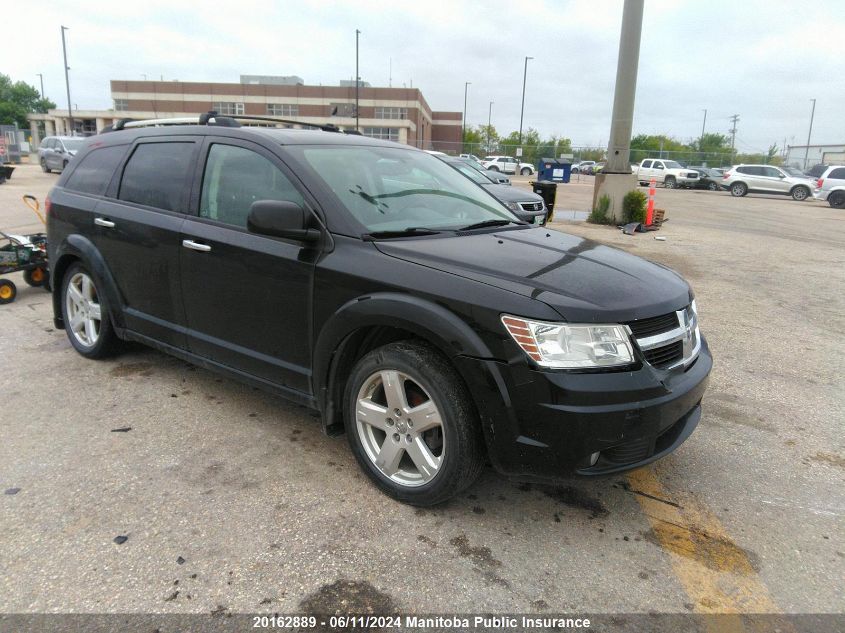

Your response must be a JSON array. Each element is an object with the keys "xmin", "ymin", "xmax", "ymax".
[
  {"xmin": 763, "ymin": 167, "xmax": 783, "ymax": 178},
  {"xmin": 828, "ymin": 168, "xmax": 845, "ymax": 180},
  {"xmin": 42, "ymin": 139, "xmax": 54, "ymax": 149},
  {"xmin": 200, "ymin": 144, "xmax": 304, "ymax": 228},
  {"xmin": 641, "ymin": 160, "xmax": 652, "ymax": 168},
  {"xmin": 64, "ymin": 145, "xmax": 127, "ymax": 196},
  {"xmin": 737, "ymin": 166, "xmax": 760, "ymax": 175},
  {"xmin": 118, "ymin": 142, "xmax": 194, "ymax": 212}
]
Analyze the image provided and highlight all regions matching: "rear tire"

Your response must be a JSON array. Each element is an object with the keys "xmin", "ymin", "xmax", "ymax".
[
  {"xmin": 730, "ymin": 182, "xmax": 748, "ymax": 197},
  {"xmin": 343, "ymin": 340, "xmax": 485, "ymax": 506},
  {"xmin": 60, "ymin": 262, "xmax": 120, "ymax": 359},
  {"xmin": 828, "ymin": 191, "xmax": 845, "ymax": 209},
  {"xmin": 488, "ymin": 166, "xmax": 500, "ymax": 172},
  {"xmin": 0, "ymin": 279, "xmax": 17, "ymax": 304},
  {"xmin": 520, "ymin": 167, "xmax": 531, "ymax": 176},
  {"xmin": 791, "ymin": 186, "xmax": 810, "ymax": 201},
  {"xmin": 24, "ymin": 267, "xmax": 48, "ymax": 287},
  {"xmin": 62, "ymin": 160, "xmax": 69, "ymax": 172},
  {"xmin": 708, "ymin": 181, "xmax": 719, "ymax": 191}
]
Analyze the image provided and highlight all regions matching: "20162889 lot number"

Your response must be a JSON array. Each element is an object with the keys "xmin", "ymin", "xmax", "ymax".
[{"xmin": 252, "ymin": 615, "xmax": 317, "ymax": 628}]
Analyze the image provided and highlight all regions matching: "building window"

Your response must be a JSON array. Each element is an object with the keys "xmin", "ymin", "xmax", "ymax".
[
  {"xmin": 374, "ymin": 107, "xmax": 407, "ymax": 120},
  {"xmin": 114, "ymin": 99, "xmax": 128, "ymax": 111},
  {"xmin": 330, "ymin": 103, "xmax": 357, "ymax": 117},
  {"xmin": 362, "ymin": 127, "xmax": 399, "ymax": 141},
  {"xmin": 213, "ymin": 102, "xmax": 245, "ymax": 116},
  {"xmin": 267, "ymin": 104, "xmax": 298, "ymax": 116}
]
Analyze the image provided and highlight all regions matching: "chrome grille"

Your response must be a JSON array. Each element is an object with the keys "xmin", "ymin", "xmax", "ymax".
[
  {"xmin": 628, "ymin": 303, "xmax": 700, "ymax": 370},
  {"xmin": 520, "ymin": 201, "xmax": 544, "ymax": 212}
]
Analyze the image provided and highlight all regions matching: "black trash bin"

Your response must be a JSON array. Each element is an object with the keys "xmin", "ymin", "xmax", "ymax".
[{"xmin": 532, "ymin": 181, "xmax": 558, "ymax": 217}]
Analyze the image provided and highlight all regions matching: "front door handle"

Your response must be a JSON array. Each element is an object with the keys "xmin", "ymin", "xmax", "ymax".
[
  {"xmin": 182, "ymin": 239, "xmax": 211, "ymax": 252},
  {"xmin": 94, "ymin": 217, "xmax": 115, "ymax": 228}
]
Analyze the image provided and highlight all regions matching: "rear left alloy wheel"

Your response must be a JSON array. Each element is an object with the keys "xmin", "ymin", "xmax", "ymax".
[
  {"xmin": 344, "ymin": 341, "xmax": 484, "ymax": 505},
  {"xmin": 61, "ymin": 263, "xmax": 120, "ymax": 358},
  {"xmin": 828, "ymin": 191, "xmax": 845, "ymax": 209},
  {"xmin": 708, "ymin": 181, "xmax": 719, "ymax": 191}
]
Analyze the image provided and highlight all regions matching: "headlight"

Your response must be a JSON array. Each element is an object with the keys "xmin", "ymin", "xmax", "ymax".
[
  {"xmin": 505, "ymin": 201, "xmax": 520, "ymax": 212},
  {"xmin": 502, "ymin": 315, "xmax": 635, "ymax": 369}
]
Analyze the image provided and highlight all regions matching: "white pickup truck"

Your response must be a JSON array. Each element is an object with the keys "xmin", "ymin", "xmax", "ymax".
[{"xmin": 635, "ymin": 159, "xmax": 700, "ymax": 189}]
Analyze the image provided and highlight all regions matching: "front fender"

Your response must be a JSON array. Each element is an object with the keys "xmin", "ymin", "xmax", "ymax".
[{"xmin": 50, "ymin": 234, "xmax": 125, "ymax": 331}]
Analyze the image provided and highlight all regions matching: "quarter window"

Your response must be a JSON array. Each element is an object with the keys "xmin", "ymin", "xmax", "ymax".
[
  {"xmin": 213, "ymin": 102, "xmax": 245, "ymax": 116},
  {"xmin": 827, "ymin": 167, "xmax": 845, "ymax": 179},
  {"xmin": 199, "ymin": 144, "xmax": 304, "ymax": 229},
  {"xmin": 118, "ymin": 142, "xmax": 194, "ymax": 212},
  {"xmin": 64, "ymin": 145, "xmax": 127, "ymax": 196}
]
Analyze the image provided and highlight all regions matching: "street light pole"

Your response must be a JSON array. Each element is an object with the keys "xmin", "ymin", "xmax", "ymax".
[
  {"xmin": 700, "ymin": 108, "xmax": 707, "ymax": 146},
  {"xmin": 518, "ymin": 56, "xmax": 533, "ymax": 145},
  {"xmin": 462, "ymin": 81, "xmax": 471, "ymax": 154},
  {"xmin": 803, "ymin": 98, "xmax": 816, "ymax": 171},
  {"xmin": 36, "ymin": 73, "xmax": 44, "ymax": 99},
  {"xmin": 355, "ymin": 29, "xmax": 361, "ymax": 132},
  {"xmin": 488, "ymin": 100, "xmax": 494, "ymax": 153},
  {"xmin": 61, "ymin": 26, "xmax": 74, "ymax": 135}
]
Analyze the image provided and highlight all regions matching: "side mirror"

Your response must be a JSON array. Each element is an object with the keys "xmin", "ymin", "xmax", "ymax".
[{"xmin": 247, "ymin": 200, "xmax": 320, "ymax": 242}]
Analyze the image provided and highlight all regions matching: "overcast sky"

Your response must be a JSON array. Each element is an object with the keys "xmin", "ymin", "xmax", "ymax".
[{"xmin": 8, "ymin": 0, "xmax": 845, "ymax": 151}]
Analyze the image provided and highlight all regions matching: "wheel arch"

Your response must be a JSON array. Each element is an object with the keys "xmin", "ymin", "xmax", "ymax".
[
  {"xmin": 313, "ymin": 293, "xmax": 495, "ymax": 436},
  {"xmin": 51, "ymin": 234, "xmax": 125, "ymax": 332}
]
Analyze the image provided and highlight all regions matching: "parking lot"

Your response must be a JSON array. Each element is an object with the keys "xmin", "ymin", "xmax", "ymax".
[{"xmin": 1, "ymin": 164, "xmax": 843, "ymax": 617}]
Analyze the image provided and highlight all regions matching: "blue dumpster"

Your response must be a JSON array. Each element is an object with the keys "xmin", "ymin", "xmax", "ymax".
[{"xmin": 536, "ymin": 157, "xmax": 571, "ymax": 183}]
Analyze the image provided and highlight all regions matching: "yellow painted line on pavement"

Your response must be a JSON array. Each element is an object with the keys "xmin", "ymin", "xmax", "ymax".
[{"xmin": 627, "ymin": 466, "xmax": 790, "ymax": 633}]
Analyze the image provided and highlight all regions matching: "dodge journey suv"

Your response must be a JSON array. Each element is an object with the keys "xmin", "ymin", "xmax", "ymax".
[{"xmin": 46, "ymin": 114, "xmax": 711, "ymax": 505}]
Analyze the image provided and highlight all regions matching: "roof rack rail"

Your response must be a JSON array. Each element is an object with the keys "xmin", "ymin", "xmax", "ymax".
[{"xmin": 101, "ymin": 111, "xmax": 364, "ymax": 135}]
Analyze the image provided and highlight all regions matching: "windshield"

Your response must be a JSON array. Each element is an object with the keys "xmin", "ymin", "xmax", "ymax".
[
  {"xmin": 782, "ymin": 166, "xmax": 804, "ymax": 177},
  {"xmin": 459, "ymin": 159, "xmax": 498, "ymax": 181},
  {"xmin": 62, "ymin": 139, "xmax": 87, "ymax": 151},
  {"xmin": 300, "ymin": 147, "xmax": 516, "ymax": 233},
  {"xmin": 449, "ymin": 162, "xmax": 490, "ymax": 184},
  {"xmin": 664, "ymin": 160, "xmax": 683, "ymax": 169}
]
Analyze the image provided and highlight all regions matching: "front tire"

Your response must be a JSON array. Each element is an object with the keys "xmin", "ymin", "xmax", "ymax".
[
  {"xmin": 60, "ymin": 263, "xmax": 120, "ymax": 358},
  {"xmin": 731, "ymin": 182, "xmax": 748, "ymax": 197},
  {"xmin": 343, "ymin": 341, "xmax": 484, "ymax": 506},
  {"xmin": 828, "ymin": 191, "xmax": 845, "ymax": 209},
  {"xmin": 0, "ymin": 279, "xmax": 17, "ymax": 304},
  {"xmin": 665, "ymin": 177, "xmax": 677, "ymax": 189},
  {"xmin": 40, "ymin": 159, "xmax": 50, "ymax": 174},
  {"xmin": 791, "ymin": 186, "xmax": 810, "ymax": 201}
]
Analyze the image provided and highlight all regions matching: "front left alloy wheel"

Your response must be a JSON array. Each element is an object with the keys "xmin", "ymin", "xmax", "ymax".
[{"xmin": 344, "ymin": 341, "xmax": 484, "ymax": 505}]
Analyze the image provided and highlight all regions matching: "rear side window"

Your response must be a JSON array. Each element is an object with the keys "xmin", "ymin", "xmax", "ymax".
[
  {"xmin": 118, "ymin": 142, "xmax": 194, "ymax": 212},
  {"xmin": 828, "ymin": 168, "xmax": 845, "ymax": 179},
  {"xmin": 737, "ymin": 166, "xmax": 761, "ymax": 175},
  {"xmin": 64, "ymin": 145, "xmax": 127, "ymax": 196}
]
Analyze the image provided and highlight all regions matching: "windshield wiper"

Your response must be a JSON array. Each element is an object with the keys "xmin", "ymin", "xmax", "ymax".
[
  {"xmin": 362, "ymin": 227, "xmax": 442, "ymax": 240},
  {"xmin": 456, "ymin": 219, "xmax": 524, "ymax": 231}
]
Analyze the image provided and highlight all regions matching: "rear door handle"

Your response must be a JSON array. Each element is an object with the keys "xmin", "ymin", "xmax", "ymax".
[
  {"xmin": 94, "ymin": 217, "xmax": 115, "ymax": 228},
  {"xmin": 182, "ymin": 239, "xmax": 211, "ymax": 252}
]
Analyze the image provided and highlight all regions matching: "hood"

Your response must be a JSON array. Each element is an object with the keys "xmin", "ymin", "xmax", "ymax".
[
  {"xmin": 374, "ymin": 228, "xmax": 691, "ymax": 322},
  {"xmin": 481, "ymin": 183, "xmax": 543, "ymax": 204}
]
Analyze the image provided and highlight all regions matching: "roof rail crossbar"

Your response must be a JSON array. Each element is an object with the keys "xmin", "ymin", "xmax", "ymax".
[
  {"xmin": 217, "ymin": 113, "xmax": 342, "ymax": 133},
  {"xmin": 100, "ymin": 111, "xmax": 364, "ymax": 135}
]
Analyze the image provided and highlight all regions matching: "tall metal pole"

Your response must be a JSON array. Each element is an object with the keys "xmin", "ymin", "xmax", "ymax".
[
  {"xmin": 61, "ymin": 26, "xmax": 74, "ymax": 135},
  {"xmin": 487, "ymin": 100, "xmax": 493, "ymax": 153},
  {"xmin": 803, "ymin": 98, "xmax": 816, "ymax": 171},
  {"xmin": 518, "ymin": 56, "xmax": 533, "ymax": 145},
  {"xmin": 36, "ymin": 73, "xmax": 44, "ymax": 99},
  {"xmin": 604, "ymin": 0, "xmax": 644, "ymax": 173},
  {"xmin": 700, "ymin": 109, "xmax": 707, "ymax": 145},
  {"xmin": 355, "ymin": 29, "xmax": 360, "ymax": 132},
  {"xmin": 728, "ymin": 114, "xmax": 740, "ymax": 161},
  {"xmin": 462, "ymin": 81, "xmax": 471, "ymax": 154}
]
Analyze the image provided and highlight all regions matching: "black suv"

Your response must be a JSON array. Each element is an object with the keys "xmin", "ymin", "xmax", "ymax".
[{"xmin": 46, "ymin": 117, "xmax": 711, "ymax": 505}]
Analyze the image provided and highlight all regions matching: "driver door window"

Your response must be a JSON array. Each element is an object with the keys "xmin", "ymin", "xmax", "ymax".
[{"xmin": 199, "ymin": 144, "xmax": 304, "ymax": 229}]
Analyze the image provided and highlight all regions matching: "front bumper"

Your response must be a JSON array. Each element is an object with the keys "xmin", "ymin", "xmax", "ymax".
[{"xmin": 455, "ymin": 338, "xmax": 712, "ymax": 481}]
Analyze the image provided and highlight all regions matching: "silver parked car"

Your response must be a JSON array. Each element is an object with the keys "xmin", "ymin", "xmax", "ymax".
[
  {"xmin": 38, "ymin": 136, "xmax": 87, "ymax": 173},
  {"xmin": 813, "ymin": 165, "xmax": 845, "ymax": 209},
  {"xmin": 720, "ymin": 164, "xmax": 814, "ymax": 200}
]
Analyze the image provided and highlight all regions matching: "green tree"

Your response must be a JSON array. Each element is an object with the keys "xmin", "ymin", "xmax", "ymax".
[
  {"xmin": 629, "ymin": 134, "xmax": 690, "ymax": 164},
  {"xmin": 0, "ymin": 73, "xmax": 55, "ymax": 128}
]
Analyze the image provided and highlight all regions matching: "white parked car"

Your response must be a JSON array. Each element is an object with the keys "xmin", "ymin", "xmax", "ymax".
[
  {"xmin": 813, "ymin": 165, "xmax": 845, "ymax": 208},
  {"xmin": 721, "ymin": 164, "xmax": 814, "ymax": 200},
  {"xmin": 481, "ymin": 155, "xmax": 535, "ymax": 176},
  {"xmin": 571, "ymin": 160, "xmax": 596, "ymax": 174}
]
